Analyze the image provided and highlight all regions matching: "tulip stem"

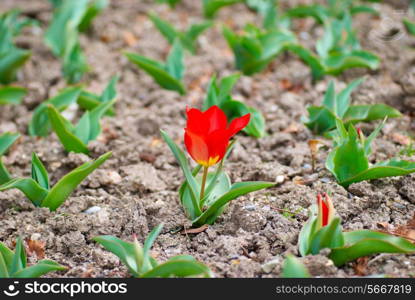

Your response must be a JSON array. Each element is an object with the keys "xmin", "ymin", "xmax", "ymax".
[{"xmin": 200, "ymin": 166, "xmax": 209, "ymax": 204}]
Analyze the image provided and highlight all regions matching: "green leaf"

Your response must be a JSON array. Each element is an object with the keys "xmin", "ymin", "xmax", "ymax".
[
  {"xmin": 124, "ymin": 52, "xmax": 186, "ymax": 95},
  {"xmin": 14, "ymin": 260, "xmax": 66, "ymax": 278},
  {"xmin": 309, "ymin": 217, "xmax": 345, "ymax": 255},
  {"xmin": 336, "ymin": 77, "xmax": 364, "ymax": 118},
  {"xmin": 404, "ymin": 19, "xmax": 415, "ymax": 36},
  {"xmin": 47, "ymin": 105, "xmax": 90, "ymax": 154},
  {"xmin": 339, "ymin": 159, "xmax": 415, "ymax": 188},
  {"xmin": 160, "ymin": 130, "xmax": 201, "ymax": 216},
  {"xmin": 40, "ymin": 152, "xmax": 111, "ymax": 211},
  {"xmin": 0, "ymin": 86, "xmax": 27, "ymax": 105},
  {"xmin": 0, "ymin": 49, "xmax": 31, "ymax": 84},
  {"xmin": 63, "ymin": 42, "xmax": 89, "ymax": 84},
  {"xmin": 93, "ymin": 235, "xmax": 140, "ymax": 277},
  {"xmin": 0, "ymin": 178, "xmax": 48, "ymax": 207},
  {"xmin": 31, "ymin": 153, "xmax": 50, "ymax": 190},
  {"xmin": 149, "ymin": 12, "xmax": 178, "ymax": 45},
  {"xmin": 0, "ymin": 252, "xmax": 9, "ymax": 278},
  {"xmin": 203, "ymin": 0, "xmax": 243, "ymax": 18},
  {"xmin": 281, "ymin": 255, "xmax": 311, "ymax": 278},
  {"xmin": 10, "ymin": 237, "xmax": 26, "ymax": 275},
  {"xmin": 0, "ymin": 159, "xmax": 11, "ymax": 185},
  {"xmin": 140, "ymin": 259, "xmax": 213, "ymax": 278},
  {"xmin": 0, "ymin": 132, "xmax": 20, "ymax": 156},
  {"xmin": 166, "ymin": 39, "xmax": 184, "ymax": 80},
  {"xmin": 329, "ymin": 230, "xmax": 415, "ymax": 266},
  {"xmin": 285, "ymin": 4, "xmax": 328, "ymax": 24},
  {"xmin": 0, "ymin": 241, "xmax": 14, "ymax": 273},
  {"xmin": 298, "ymin": 214, "xmax": 318, "ymax": 257},
  {"xmin": 343, "ymin": 104, "xmax": 401, "ymax": 125},
  {"xmin": 78, "ymin": 0, "xmax": 108, "ymax": 32},
  {"xmin": 324, "ymin": 50, "xmax": 380, "ymax": 75},
  {"xmin": 193, "ymin": 181, "xmax": 274, "ymax": 226},
  {"xmin": 156, "ymin": 0, "xmax": 181, "ymax": 8},
  {"xmin": 284, "ymin": 44, "xmax": 325, "ymax": 80},
  {"xmin": 29, "ymin": 86, "xmax": 83, "ymax": 137},
  {"xmin": 142, "ymin": 224, "xmax": 163, "ymax": 272}
]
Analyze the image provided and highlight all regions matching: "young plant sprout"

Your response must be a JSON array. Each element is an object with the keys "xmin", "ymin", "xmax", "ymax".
[
  {"xmin": 47, "ymin": 99, "xmax": 116, "ymax": 154},
  {"xmin": 149, "ymin": 12, "xmax": 212, "ymax": 54},
  {"xmin": 287, "ymin": 13, "xmax": 380, "ymax": 80},
  {"xmin": 298, "ymin": 193, "xmax": 415, "ymax": 266},
  {"xmin": 93, "ymin": 224, "xmax": 213, "ymax": 278},
  {"xmin": 0, "ymin": 10, "xmax": 37, "ymax": 84},
  {"xmin": 29, "ymin": 77, "xmax": 118, "ymax": 137},
  {"xmin": 223, "ymin": 24, "xmax": 297, "ymax": 75},
  {"xmin": 161, "ymin": 106, "xmax": 274, "ymax": 227},
  {"xmin": 0, "ymin": 152, "xmax": 112, "ymax": 211},
  {"xmin": 326, "ymin": 120, "xmax": 415, "ymax": 188},
  {"xmin": 0, "ymin": 237, "xmax": 65, "ymax": 278},
  {"xmin": 303, "ymin": 78, "xmax": 401, "ymax": 136},
  {"xmin": 0, "ymin": 132, "xmax": 20, "ymax": 185},
  {"xmin": 125, "ymin": 39, "xmax": 186, "ymax": 95},
  {"xmin": 202, "ymin": 73, "xmax": 266, "ymax": 138},
  {"xmin": 45, "ymin": 0, "xmax": 108, "ymax": 83}
]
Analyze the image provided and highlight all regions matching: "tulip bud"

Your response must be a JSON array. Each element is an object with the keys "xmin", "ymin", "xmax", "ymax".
[{"xmin": 317, "ymin": 193, "xmax": 335, "ymax": 228}]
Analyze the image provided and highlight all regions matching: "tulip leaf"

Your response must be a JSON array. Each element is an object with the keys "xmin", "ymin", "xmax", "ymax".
[
  {"xmin": 193, "ymin": 181, "xmax": 274, "ymax": 226},
  {"xmin": 0, "ymin": 86, "xmax": 27, "ymax": 105},
  {"xmin": 92, "ymin": 235, "xmax": 140, "ymax": 277},
  {"xmin": 404, "ymin": 19, "xmax": 415, "ymax": 36},
  {"xmin": 0, "ymin": 237, "xmax": 64, "ymax": 278},
  {"xmin": 0, "ymin": 48, "xmax": 31, "ymax": 85},
  {"xmin": 329, "ymin": 230, "xmax": 415, "ymax": 266},
  {"xmin": 47, "ymin": 105, "xmax": 90, "ymax": 154},
  {"xmin": 77, "ymin": 75, "xmax": 118, "ymax": 116},
  {"xmin": 203, "ymin": 0, "xmax": 243, "ymax": 18},
  {"xmin": 160, "ymin": 130, "xmax": 201, "ymax": 216},
  {"xmin": 298, "ymin": 214, "xmax": 318, "ymax": 257},
  {"xmin": 14, "ymin": 260, "xmax": 66, "ymax": 278},
  {"xmin": 309, "ymin": 217, "xmax": 344, "ymax": 255},
  {"xmin": 29, "ymin": 86, "xmax": 83, "ymax": 137},
  {"xmin": 150, "ymin": 12, "xmax": 211, "ymax": 54},
  {"xmin": 156, "ymin": 0, "xmax": 181, "ymax": 8},
  {"xmin": 281, "ymin": 255, "xmax": 311, "ymax": 278},
  {"xmin": 304, "ymin": 78, "xmax": 400, "ymax": 136},
  {"xmin": 78, "ymin": 0, "xmax": 108, "ymax": 32},
  {"xmin": 140, "ymin": 259, "xmax": 213, "ymax": 278},
  {"xmin": 0, "ymin": 178, "xmax": 49, "ymax": 207},
  {"xmin": 94, "ymin": 224, "xmax": 212, "ymax": 278},
  {"xmin": 124, "ymin": 41, "xmax": 186, "ymax": 95},
  {"xmin": 0, "ymin": 132, "xmax": 19, "ymax": 157},
  {"xmin": 31, "ymin": 153, "xmax": 50, "ymax": 190},
  {"xmin": 41, "ymin": 152, "xmax": 111, "ymax": 211}
]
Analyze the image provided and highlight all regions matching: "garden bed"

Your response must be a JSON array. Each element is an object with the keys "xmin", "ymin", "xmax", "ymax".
[{"xmin": 0, "ymin": 0, "xmax": 414, "ymax": 277}]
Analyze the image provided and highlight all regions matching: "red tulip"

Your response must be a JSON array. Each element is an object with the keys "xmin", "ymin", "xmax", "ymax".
[
  {"xmin": 184, "ymin": 105, "xmax": 250, "ymax": 167},
  {"xmin": 317, "ymin": 193, "xmax": 335, "ymax": 228}
]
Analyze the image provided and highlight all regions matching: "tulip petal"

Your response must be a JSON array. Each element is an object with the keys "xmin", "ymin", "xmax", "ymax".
[
  {"xmin": 184, "ymin": 130, "xmax": 209, "ymax": 166},
  {"xmin": 204, "ymin": 105, "xmax": 228, "ymax": 133},
  {"xmin": 228, "ymin": 113, "xmax": 251, "ymax": 137},
  {"xmin": 186, "ymin": 108, "xmax": 209, "ymax": 135},
  {"xmin": 206, "ymin": 129, "xmax": 230, "ymax": 166}
]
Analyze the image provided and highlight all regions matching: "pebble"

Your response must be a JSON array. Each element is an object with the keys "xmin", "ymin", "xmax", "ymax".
[
  {"xmin": 243, "ymin": 204, "xmax": 256, "ymax": 211},
  {"xmin": 261, "ymin": 258, "xmax": 281, "ymax": 273},
  {"xmin": 83, "ymin": 206, "xmax": 102, "ymax": 214},
  {"xmin": 320, "ymin": 177, "xmax": 330, "ymax": 183},
  {"xmin": 275, "ymin": 175, "xmax": 285, "ymax": 184}
]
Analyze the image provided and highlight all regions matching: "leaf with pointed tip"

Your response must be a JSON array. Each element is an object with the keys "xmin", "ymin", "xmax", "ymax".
[
  {"xmin": 0, "ymin": 241, "xmax": 14, "ymax": 273},
  {"xmin": 10, "ymin": 237, "xmax": 26, "ymax": 275},
  {"xmin": 0, "ymin": 132, "xmax": 19, "ymax": 156},
  {"xmin": 192, "ymin": 181, "xmax": 274, "ymax": 226},
  {"xmin": 78, "ymin": 0, "xmax": 108, "ymax": 32},
  {"xmin": 47, "ymin": 105, "xmax": 90, "ymax": 154},
  {"xmin": 0, "ymin": 86, "xmax": 27, "ymax": 105},
  {"xmin": 329, "ymin": 230, "xmax": 415, "ymax": 266},
  {"xmin": 93, "ymin": 235, "xmax": 140, "ymax": 277},
  {"xmin": 41, "ymin": 152, "xmax": 111, "ymax": 211},
  {"xmin": 0, "ymin": 48, "xmax": 31, "ymax": 84},
  {"xmin": 29, "ymin": 86, "xmax": 82, "ymax": 137},
  {"xmin": 309, "ymin": 217, "xmax": 344, "ymax": 255},
  {"xmin": 0, "ymin": 178, "xmax": 48, "ymax": 207},
  {"xmin": 124, "ymin": 51, "xmax": 186, "ymax": 95},
  {"xmin": 203, "ymin": 0, "xmax": 243, "ymax": 18},
  {"xmin": 281, "ymin": 255, "xmax": 310, "ymax": 278},
  {"xmin": 149, "ymin": 12, "xmax": 178, "ymax": 45},
  {"xmin": 140, "ymin": 258, "xmax": 213, "ymax": 278},
  {"xmin": 14, "ymin": 260, "xmax": 66, "ymax": 278},
  {"xmin": 31, "ymin": 153, "xmax": 50, "ymax": 190}
]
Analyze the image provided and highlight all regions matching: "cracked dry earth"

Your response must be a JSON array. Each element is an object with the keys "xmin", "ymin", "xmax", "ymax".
[{"xmin": 0, "ymin": 0, "xmax": 415, "ymax": 278}]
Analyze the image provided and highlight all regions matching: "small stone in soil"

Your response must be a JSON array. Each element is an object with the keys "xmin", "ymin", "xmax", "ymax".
[{"xmin": 83, "ymin": 206, "xmax": 102, "ymax": 214}]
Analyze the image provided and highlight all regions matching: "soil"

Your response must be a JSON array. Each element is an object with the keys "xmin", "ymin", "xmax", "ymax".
[{"xmin": 0, "ymin": 0, "xmax": 415, "ymax": 278}]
